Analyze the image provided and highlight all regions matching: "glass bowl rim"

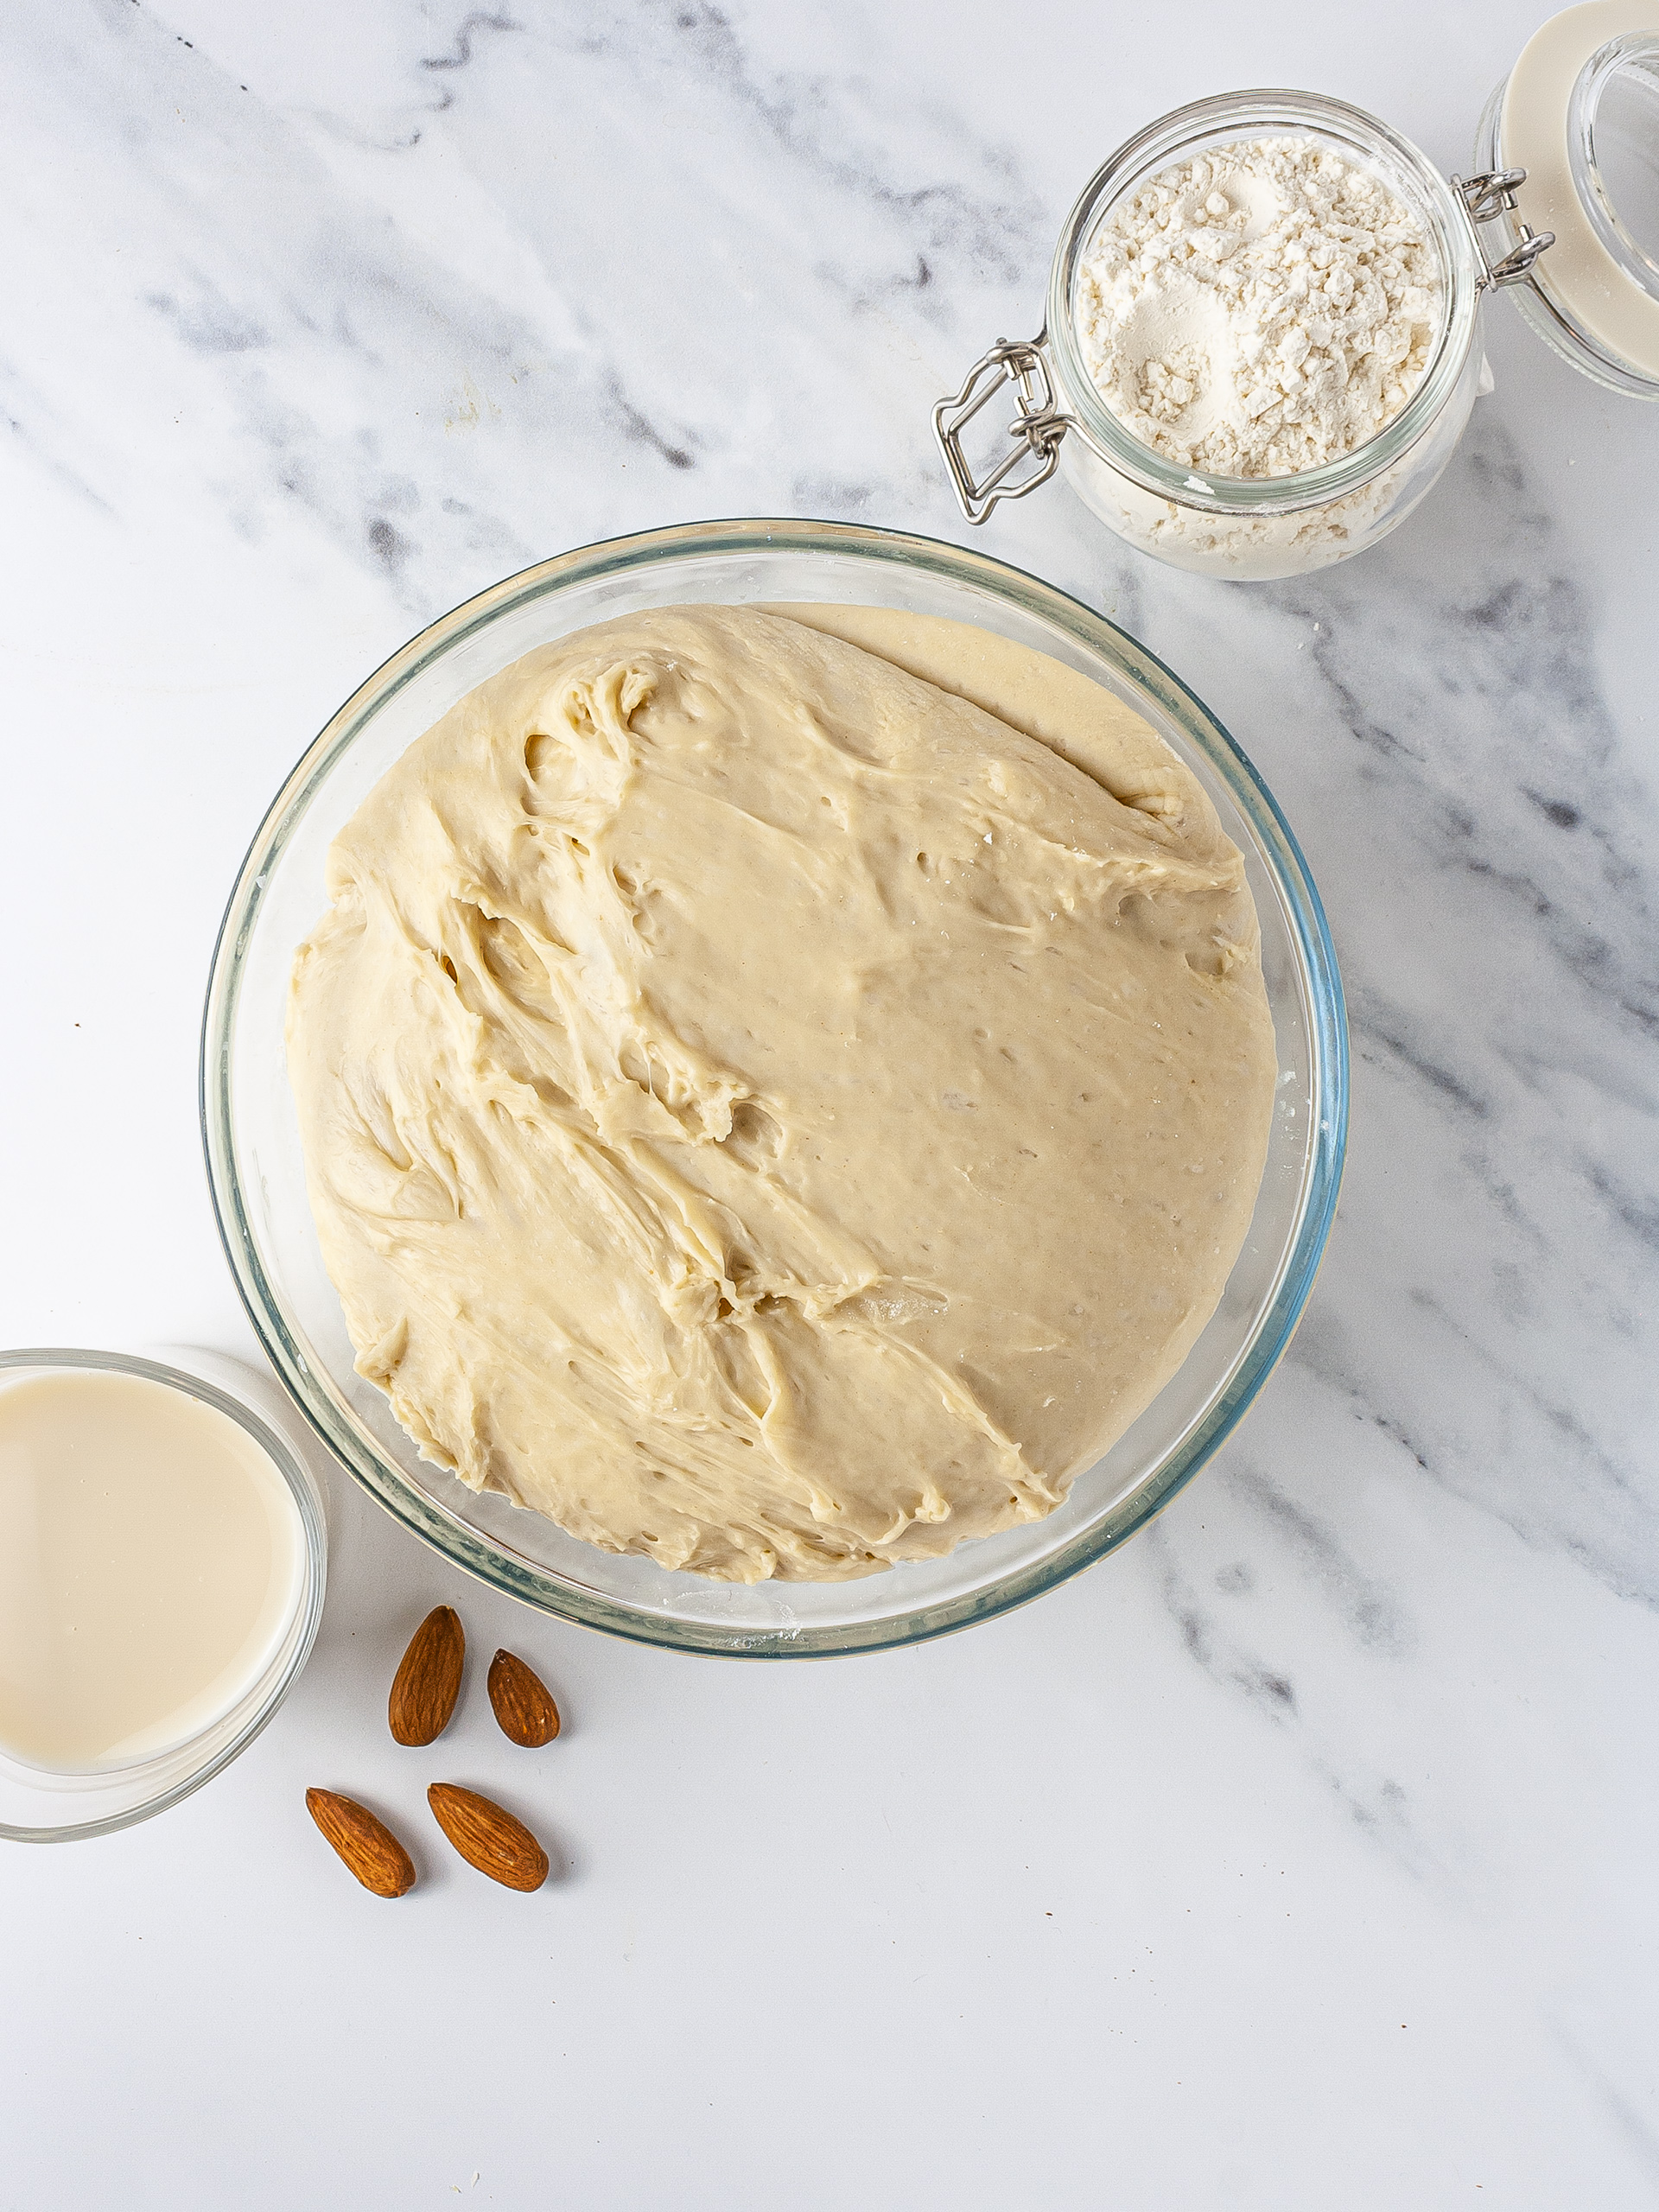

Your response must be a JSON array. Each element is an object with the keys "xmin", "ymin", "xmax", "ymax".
[
  {"xmin": 1046, "ymin": 87, "xmax": 1484, "ymax": 510},
  {"xmin": 200, "ymin": 517, "xmax": 1347, "ymax": 1659},
  {"xmin": 0, "ymin": 1345, "xmax": 328, "ymax": 1842}
]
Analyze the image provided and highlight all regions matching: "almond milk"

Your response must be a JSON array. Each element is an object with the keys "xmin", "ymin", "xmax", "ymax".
[{"xmin": 0, "ymin": 1368, "xmax": 306, "ymax": 1773}]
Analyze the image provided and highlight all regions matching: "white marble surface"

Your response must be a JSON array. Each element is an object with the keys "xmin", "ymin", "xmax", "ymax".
[{"xmin": 3, "ymin": 0, "xmax": 1658, "ymax": 2203}]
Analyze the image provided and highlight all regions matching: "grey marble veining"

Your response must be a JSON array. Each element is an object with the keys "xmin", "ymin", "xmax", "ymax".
[
  {"xmin": 1277, "ymin": 420, "xmax": 1657, "ymax": 1591},
  {"xmin": 3, "ymin": 2, "xmax": 1658, "ymax": 2205}
]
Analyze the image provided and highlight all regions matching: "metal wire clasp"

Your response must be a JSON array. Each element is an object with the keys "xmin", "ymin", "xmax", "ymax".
[
  {"xmin": 1452, "ymin": 168, "xmax": 1555, "ymax": 289},
  {"xmin": 932, "ymin": 333, "xmax": 1072, "ymax": 524}
]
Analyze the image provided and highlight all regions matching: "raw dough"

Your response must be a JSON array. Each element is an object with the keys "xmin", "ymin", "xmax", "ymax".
[{"xmin": 288, "ymin": 605, "xmax": 1275, "ymax": 1582}]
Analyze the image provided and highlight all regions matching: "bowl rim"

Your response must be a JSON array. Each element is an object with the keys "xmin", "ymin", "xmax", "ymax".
[
  {"xmin": 0, "ymin": 1347, "xmax": 327, "ymax": 1842},
  {"xmin": 200, "ymin": 517, "xmax": 1347, "ymax": 1658}
]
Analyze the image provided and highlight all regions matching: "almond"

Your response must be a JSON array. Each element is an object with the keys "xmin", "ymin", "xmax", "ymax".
[
  {"xmin": 388, "ymin": 1605, "xmax": 465, "ymax": 1745},
  {"xmin": 305, "ymin": 1788, "xmax": 416, "ymax": 1897},
  {"xmin": 487, "ymin": 1649, "xmax": 562, "ymax": 1747},
  {"xmin": 427, "ymin": 1783, "xmax": 550, "ymax": 1891}
]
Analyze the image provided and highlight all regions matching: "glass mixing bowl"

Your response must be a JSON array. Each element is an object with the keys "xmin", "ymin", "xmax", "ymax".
[{"xmin": 202, "ymin": 520, "xmax": 1346, "ymax": 1656}]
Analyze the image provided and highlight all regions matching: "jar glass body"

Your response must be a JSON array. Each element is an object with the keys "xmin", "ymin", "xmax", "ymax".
[{"xmin": 1041, "ymin": 92, "xmax": 1488, "ymax": 581}]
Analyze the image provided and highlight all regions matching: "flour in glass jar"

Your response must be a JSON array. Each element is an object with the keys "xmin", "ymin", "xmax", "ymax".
[{"xmin": 1076, "ymin": 136, "xmax": 1442, "ymax": 479}]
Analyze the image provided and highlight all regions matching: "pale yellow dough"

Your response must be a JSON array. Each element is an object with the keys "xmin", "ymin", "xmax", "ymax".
[{"xmin": 287, "ymin": 605, "xmax": 1275, "ymax": 1582}]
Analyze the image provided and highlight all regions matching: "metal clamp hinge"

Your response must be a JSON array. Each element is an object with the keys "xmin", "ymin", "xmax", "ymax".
[
  {"xmin": 1452, "ymin": 168, "xmax": 1555, "ymax": 289},
  {"xmin": 932, "ymin": 334, "xmax": 1071, "ymax": 524}
]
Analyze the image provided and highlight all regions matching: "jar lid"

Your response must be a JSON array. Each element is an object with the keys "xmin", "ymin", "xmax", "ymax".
[{"xmin": 1496, "ymin": 0, "xmax": 1659, "ymax": 392}]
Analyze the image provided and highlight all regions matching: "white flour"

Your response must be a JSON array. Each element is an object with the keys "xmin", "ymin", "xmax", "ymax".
[{"xmin": 1076, "ymin": 136, "xmax": 1441, "ymax": 480}]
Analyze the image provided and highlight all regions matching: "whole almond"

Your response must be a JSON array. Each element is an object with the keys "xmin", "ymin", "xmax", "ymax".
[
  {"xmin": 487, "ymin": 1649, "xmax": 562, "ymax": 1747},
  {"xmin": 305, "ymin": 1789, "xmax": 416, "ymax": 1897},
  {"xmin": 428, "ymin": 1783, "xmax": 550, "ymax": 1891},
  {"xmin": 388, "ymin": 1605, "xmax": 465, "ymax": 1746}
]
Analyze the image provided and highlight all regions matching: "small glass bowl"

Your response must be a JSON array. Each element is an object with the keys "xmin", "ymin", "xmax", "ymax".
[
  {"xmin": 0, "ymin": 1349, "xmax": 327, "ymax": 1844},
  {"xmin": 202, "ymin": 518, "xmax": 1347, "ymax": 1657}
]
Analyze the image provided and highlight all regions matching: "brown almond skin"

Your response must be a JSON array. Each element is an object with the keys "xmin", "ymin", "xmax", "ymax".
[
  {"xmin": 428, "ymin": 1783, "xmax": 550, "ymax": 1891},
  {"xmin": 306, "ymin": 1789, "xmax": 416, "ymax": 1898},
  {"xmin": 487, "ymin": 1649, "xmax": 562, "ymax": 1747},
  {"xmin": 388, "ymin": 1605, "xmax": 465, "ymax": 1746}
]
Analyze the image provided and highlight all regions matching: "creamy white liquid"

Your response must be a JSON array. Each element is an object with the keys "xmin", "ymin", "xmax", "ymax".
[{"xmin": 0, "ymin": 1370, "xmax": 305, "ymax": 1773}]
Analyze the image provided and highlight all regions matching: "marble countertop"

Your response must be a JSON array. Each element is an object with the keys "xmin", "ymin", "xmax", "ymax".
[{"xmin": 3, "ymin": 1, "xmax": 1657, "ymax": 2204}]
